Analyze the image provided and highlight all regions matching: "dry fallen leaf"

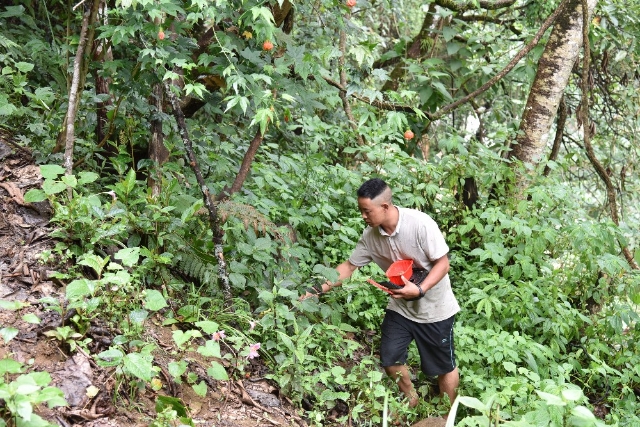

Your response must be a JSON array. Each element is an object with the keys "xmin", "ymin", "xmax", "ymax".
[{"xmin": 0, "ymin": 182, "xmax": 25, "ymax": 206}]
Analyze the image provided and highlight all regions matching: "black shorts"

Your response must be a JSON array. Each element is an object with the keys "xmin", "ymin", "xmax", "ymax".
[{"xmin": 380, "ymin": 310, "xmax": 456, "ymax": 376}]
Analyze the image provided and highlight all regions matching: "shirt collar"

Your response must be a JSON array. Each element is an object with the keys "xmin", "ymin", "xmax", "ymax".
[{"xmin": 378, "ymin": 206, "xmax": 402, "ymax": 237}]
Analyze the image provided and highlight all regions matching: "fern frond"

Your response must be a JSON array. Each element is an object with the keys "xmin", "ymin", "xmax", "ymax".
[
  {"xmin": 175, "ymin": 250, "xmax": 217, "ymax": 290},
  {"xmin": 197, "ymin": 200, "xmax": 290, "ymax": 241}
]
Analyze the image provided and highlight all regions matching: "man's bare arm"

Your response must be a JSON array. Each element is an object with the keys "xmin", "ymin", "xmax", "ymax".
[{"xmin": 300, "ymin": 260, "xmax": 359, "ymax": 299}]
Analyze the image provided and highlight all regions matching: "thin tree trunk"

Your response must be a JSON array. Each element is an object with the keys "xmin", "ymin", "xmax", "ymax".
[
  {"xmin": 381, "ymin": 4, "xmax": 437, "ymax": 92},
  {"xmin": 163, "ymin": 82, "xmax": 234, "ymax": 307},
  {"xmin": 63, "ymin": 3, "xmax": 92, "ymax": 188},
  {"xmin": 148, "ymin": 84, "xmax": 169, "ymax": 196},
  {"xmin": 61, "ymin": 0, "xmax": 100, "ymax": 185}
]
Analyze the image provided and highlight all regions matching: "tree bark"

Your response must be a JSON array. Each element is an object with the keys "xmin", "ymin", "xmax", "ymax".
[
  {"xmin": 380, "ymin": 4, "xmax": 437, "ymax": 92},
  {"xmin": 216, "ymin": 129, "xmax": 264, "ymax": 202},
  {"xmin": 62, "ymin": 0, "xmax": 100, "ymax": 188},
  {"xmin": 163, "ymin": 82, "xmax": 234, "ymax": 307},
  {"xmin": 148, "ymin": 83, "xmax": 169, "ymax": 196},
  {"xmin": 509, "ymin": 0, "xmax": 597, "ymax": 168},
  {"xmin": 543, "ymin": 96, "xmax": 567, "ymax": 176}
]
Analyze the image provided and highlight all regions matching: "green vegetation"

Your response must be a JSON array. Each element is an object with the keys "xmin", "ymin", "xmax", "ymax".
[{"xmin": 1, "ymin": 0, "xmax": 640, "ymax": 425}]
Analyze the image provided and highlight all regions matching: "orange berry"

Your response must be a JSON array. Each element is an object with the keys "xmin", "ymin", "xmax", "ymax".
[
  {"xmin": 404, "ymin": 130, "xmax": 414, "ymax": 140},
  {"xmin": 346, "ymin": 0, "xmax": 356, "ymax": 7},
  {"xmin": 263, "ymin": 40, "xmax": 274, "ymax": 51},
  {"xmin": 158, "ymin": 30, "xmax": 165, "ymax": 40}
]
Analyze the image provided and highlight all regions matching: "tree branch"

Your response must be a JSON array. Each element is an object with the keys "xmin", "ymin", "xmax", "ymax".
[
  {"xmin": 217, "ymin": 128, "xmax": 264, "ymax": 202},
  {"xmin": 323, "ymin": 0, "xmax": 569, "ymax": 121},
  {"xmin": 578, "ymin": 0, "xmax": 638, "ymax": 270},
  {"xmin": 322, "ymin": 76, "xmax": 417, "ymax": 113},
  {"xmin": 434, "ymin": 0, "xmax": 517, "ymax": 12},
  {"xmin": 543, "ymin": 96, "xmax": 566, "ymax": 176},
  {"xmin": 432, "ymin": 0, "xmax": 570, "ymax": 119}
]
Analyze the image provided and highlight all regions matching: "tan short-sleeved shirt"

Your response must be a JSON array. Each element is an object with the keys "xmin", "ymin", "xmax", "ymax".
[{"xmin": 348, "ymin": 207, "xmax": 460, "ymax": 323}]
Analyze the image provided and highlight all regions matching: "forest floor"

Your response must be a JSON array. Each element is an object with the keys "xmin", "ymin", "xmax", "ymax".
[{"xmin": 0, "ymin": 138, "xmax": 444, "ymax": 427}]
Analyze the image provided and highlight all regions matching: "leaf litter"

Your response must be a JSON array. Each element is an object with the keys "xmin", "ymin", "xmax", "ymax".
[{"xmin": 0, "ymin": 138, "xmax": 305, "ymax": 427}]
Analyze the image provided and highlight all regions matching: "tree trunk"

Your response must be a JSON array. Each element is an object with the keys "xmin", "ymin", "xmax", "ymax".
[
  {"xmin": 509, "ymin": 0, "xmax": 597, "ymax": 169},
  {"xmin": 62, "ymin": 1, "xmax": 99, "ymax": 183},
  {"xmin": 148, "ymin": 83, "xmax": 169, "ymax": 196}
]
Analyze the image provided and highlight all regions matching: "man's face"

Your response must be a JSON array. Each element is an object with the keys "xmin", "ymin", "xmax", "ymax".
[{"xmin": 357, "ymin": 197, "xmax": 387, "ymax": 228}]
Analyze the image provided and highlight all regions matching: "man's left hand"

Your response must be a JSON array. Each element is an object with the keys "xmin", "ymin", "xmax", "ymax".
[{"xmin": 388, "ymin": 276, "xmax": 422, "ymax": 300}]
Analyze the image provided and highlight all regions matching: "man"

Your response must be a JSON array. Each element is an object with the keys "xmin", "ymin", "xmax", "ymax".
[{"xmin": 308, "ymin": 178, "xmax": 460, "ymax": 408}]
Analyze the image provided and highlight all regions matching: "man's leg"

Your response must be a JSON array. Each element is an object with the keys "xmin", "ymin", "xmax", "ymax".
[
  {"xmin": 437, "ymin": 366, "xmax": 459, "ymax": 404},
  {"xmin": 384, "ymin": 364, "xmax": 419, "ymax": 408}
]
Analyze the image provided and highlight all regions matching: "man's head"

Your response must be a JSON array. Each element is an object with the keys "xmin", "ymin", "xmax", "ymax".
[{"xmin": 357, "ymin": 178, "xmax": 394, "ymax": 228}]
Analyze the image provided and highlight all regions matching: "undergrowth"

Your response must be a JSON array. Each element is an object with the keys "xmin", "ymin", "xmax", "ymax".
[{"xmin": 7, "ymin": 144, "xmax": 638, "ymax": 427}]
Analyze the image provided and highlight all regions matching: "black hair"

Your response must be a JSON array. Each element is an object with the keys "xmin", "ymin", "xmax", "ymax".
[{"xmin": 357, "ymin": 178, "xmax": 389, "ymax": 199}]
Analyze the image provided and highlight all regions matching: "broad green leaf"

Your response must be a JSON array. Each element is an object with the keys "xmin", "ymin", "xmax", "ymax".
[
  {"xmin": 168, "ymin": 360, "xmax": 188, "ymax": 379},
  {"xmin": 192, "ymin": 381, "xmax": 207, "ymax": 397},
  {"xmin": 0, "ymin": 358, "xmax": 23, "ymax": 375},
  {"xmin": 194, "ymin": 321, "xmax": 219, "ymax": 334},
  {"xmin": 38, "ymin": 386, "xmax": 67, "ymax": 407},
  {"xmin": 561, "ymin": 386, "xmax": 583, "ymax": 402},
  {"xmin": 15, "ymin": 62, "xmax": 34, "ymax": 72},
  {"xmin": 24, "ymin": 370, "xmax": 51, "ymax": 387},
  {"xmin": 0, "ymin": 327, "xmax": 19, "ymax": 343},
  {"xmin": 570, "ymin": 405, "xmax": 597, "ymax": 422},
  {"xmin": 535, "ymin": 390, "xmax": 566, "ymax": 406},
  {"xmin": 114, "ymin": 247, "xmax": 140, "ymax": 267},
  {"xmin": 207, "ymin": 361, "xmax": 229, "ymax": 380},
  {"xmin": 312, "ymin": 264, "xmax": 339, "ymax": 282},
  {"xmin": 156, "ymin": 395, "xmax": 189, "ymax": 417},
  {"xmin": 39, "ymin": 164, "xmax": 65, "ymax": 179},
  {"xmin": 95, "ymin": 349, "xmax": 124, "ymax": 367},
  {"xmin": 42, "ymin": 179, "xmax": 66, "ymax": 195},
  {"xmin": 143, "ymin": 290, "xmax": 167, "ymax": 311},
  {"xmin": 172, "ymin": 330, "xmax": 202, "ymax": 349},
  {"xmin": 197, "ymin": 340, "xmax": 221, "ymax": 358},
  {"xmin": 21, "ymin": 313, "xmax": 40, "ymax": 324},
  {"xmin": 23, "ymin": 189, "xmax": 46, "ymax": 203},
  {"xmin": 66, "ymin": 279, "xmax": 93, "ymax": 299},
  {"xmin": 123, "ymin": 352, "xmax": 156, "ymax": 381},
  {"xmin": 123, "ymin": 168, "xmax": 137, "ymax": 195},
  {"xmin": 0, "ymin": 300, "xmax": 29, "ymax": 310},
  {"xmin": 61, "ymin": 174, "xmax": 77, "ymax": 188},
  {"xmin": 129, "ymin": 309, "xmax": 148, "ymax": 325},
  {"xmin": 502, "ymin": 361, "xmax": 517, "ymax": 373},
  {"xmin": 78, "ymin": 253, "xmax": 108, "ymax": 276},
  {"xmin": 458, "ymin": 396, "xmax": 487, "ymax": 412},
  {"xmin": 77, "ymin": 171, "xmax": 99, "ymax": 185}
]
